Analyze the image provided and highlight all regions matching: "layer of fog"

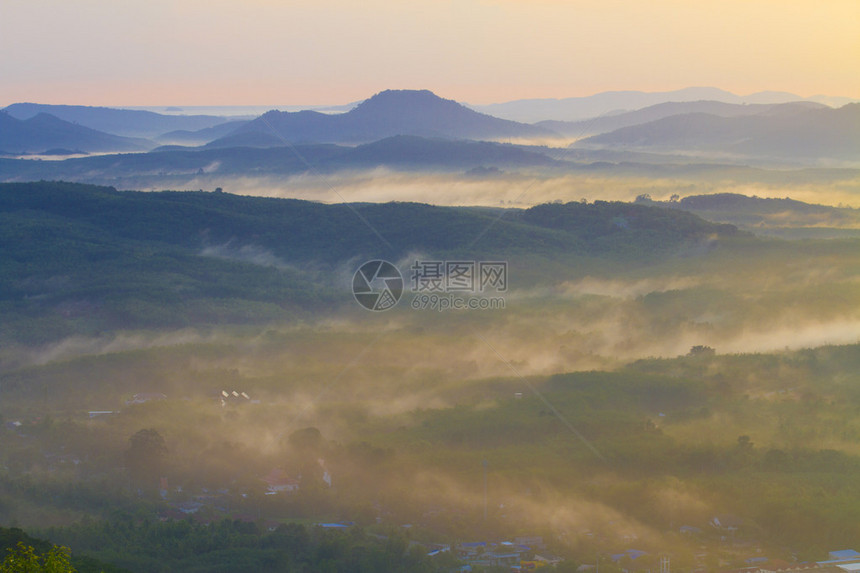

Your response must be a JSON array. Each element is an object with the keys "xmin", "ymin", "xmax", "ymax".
[
  {"xmin": 0, "ymin": 328, "xmax": 220, "ymax": 371},
  {"xmin": 178, "ymin": 170, "xmax": 860, "ymax": 210},
  {"xmin": 5, "ymin": 277, "xmax": 857, "ymax": 401},
  {"xmin": 200, "ymin": 243, "xmax": 296, "ymax": 270}
]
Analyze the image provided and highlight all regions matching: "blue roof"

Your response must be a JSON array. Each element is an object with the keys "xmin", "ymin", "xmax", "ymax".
[
  {"xmin": 680, "ymin": 525, "xmax": 701, "ymax": 533},
  {"xmin": 461, "ymin": 542, "xmax": 487, "ymax": 547},
  {"xmin": 612, "ymin": 550, "xmax": 647, "ymax": 562},
  {"xmin": 317, "ymin": 523, "xmax": 349, "ymax": 528},
  {"xmin": 830, "ymin": 551, "xmax": 860, "ymax": 561}
]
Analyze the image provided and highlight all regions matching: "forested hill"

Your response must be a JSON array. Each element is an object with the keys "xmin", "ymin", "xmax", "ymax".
[
  {"xmin": 0, "ymin": 181, "xmax": 738, "ymax": 261},
  {"xmin": 0, "ymin": 181, "xmax": 739, "ymax": 343}
]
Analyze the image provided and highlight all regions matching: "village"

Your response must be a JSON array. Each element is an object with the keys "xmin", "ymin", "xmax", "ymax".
[{"xmin": 5, "ymin": 379, "xmax": 860, "ymax": 573}]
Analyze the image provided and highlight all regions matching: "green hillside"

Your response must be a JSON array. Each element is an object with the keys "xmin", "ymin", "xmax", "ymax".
[{"xmin": 0, "ymin": 181, "xmax": 739, "ymax": 344}]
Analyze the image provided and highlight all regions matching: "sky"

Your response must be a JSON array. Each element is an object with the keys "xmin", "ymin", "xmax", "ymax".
[{"xmin": 1, "ymin": 0, "xmax": 858, "ymax": 107}]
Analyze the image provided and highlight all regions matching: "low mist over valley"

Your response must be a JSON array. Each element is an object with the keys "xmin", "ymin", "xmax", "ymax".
[{"xmin": 1, "ymin": 85, "xmax": 859, "ymax": 573}]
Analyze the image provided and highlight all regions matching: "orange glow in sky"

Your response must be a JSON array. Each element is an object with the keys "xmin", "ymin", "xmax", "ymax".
[{"xmin": 1, "ymin": 0, "xmax": 857, "ymax": 106}]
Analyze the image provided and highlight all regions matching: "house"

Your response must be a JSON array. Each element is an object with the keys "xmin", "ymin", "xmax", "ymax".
[
  {"xmin": 126, "ymin": 392, "xmax": 167, "ymax": 405},
  {"xmin": 534, "ymin": 554, "xmax": 563, "ymax": 566},
  {"xmin": 458, "ymin": 542, "xmax": 488, "ymax": 558},
  {"xmin": 711, "ymin": 514, "xmax": 743, "ymax": 532},
  {"xmin": 680, "ymin": 525, "xmax": 702, "ymax": 535},
  {"xmin": 260, "ymin": 468, "xmax": 299, "ymax": 494},
  {"xmin": 755, "ymin": 566, "xmax": 845, "ymax": 573},
  {"xmin": 176, "ymin": 501, "xmax": 203, "ymax": 514},
  {"xmin": 87, "ymin": 411, "xmax": 116, "ymax": 418},
  {"xmin": 426, "ymin": 546, "xmax": 450, "ymax": 557},
  {"xmin": 828, "ymin": 552, "xmax": 860, "ymax": 563},
  {"xmin": 516, "ymin": 536, "xmax": 545, "ymax": 550},
  {"xmin": 218, "ymin": 390, "xmax": 252, "ymax": 407},
  {"xmin": 815, "ymin": 550, "xmax": 860, "ymax": 573},
  {"xmin": 479, "ymin": 552, "xmax": 520, "ymax": 567},
  {"xmin": 498, "ymin": 541, "xmax": 531, "ymax": 555},
  {"xmin": 612, "ymin": 549, "xmax": 648, "ymax": 562}
]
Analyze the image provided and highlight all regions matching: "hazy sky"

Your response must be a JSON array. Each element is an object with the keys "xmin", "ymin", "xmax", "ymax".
[{"xmin": 1, "ymin": 0, "xmax": 857, "ymax": 106}]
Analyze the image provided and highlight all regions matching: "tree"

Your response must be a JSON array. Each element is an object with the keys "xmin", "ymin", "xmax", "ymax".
[
  {"xmin": 288, "ymin": 427, "xmax": 323, "ymax": 452},
  {"xmin": 688, "ymin": 345, "xmax": 715, "ymax": 357},
  {"xmin": 0, "ymin": 542, "xmax": 75, "ymax": 573},
  {"xmin": 124, "ymin": 429, "xmax": 168, "ymax": 486},
  {"xmin": 736, "ymin": 435, "xmax": 753, "ymax": 450}
]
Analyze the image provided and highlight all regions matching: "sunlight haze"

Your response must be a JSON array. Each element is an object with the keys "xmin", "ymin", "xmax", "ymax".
[{"xmin": 1, "ymin": 0, "xmax": 857, "ymax": 105}]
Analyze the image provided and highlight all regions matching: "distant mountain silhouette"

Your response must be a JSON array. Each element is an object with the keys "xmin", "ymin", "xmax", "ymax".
[
  {"xmin": 470, "ymin": 88, "xmax": 856, "ymax": 123},
  {"xmin": 212, "ymin": 89, "xmax": 558, "ymax": 145},
  {"xmin": 2, "ymin": 103, "xmax": 229, "ymax": 138},
  {"xmin": 538, "ymin": 101, "xmax": 827, "ymax": 138},
  {"xmin": 577, "ymin": 103, "xmax": 860, "ymax": 162},
  {"xmin": 0, "ymin": 112, "xmax": 152, "ymax": 154},
  {"xmin": 336, "ymin": 135, "xmax": 558, "ymax": 168},
  {"xmin": 156, "ymin": 120, "xmax": 250, "ymax": 145},
  {"xmin": 203, "ymin": 131, "xmax": 289, "ymax": 149}
]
